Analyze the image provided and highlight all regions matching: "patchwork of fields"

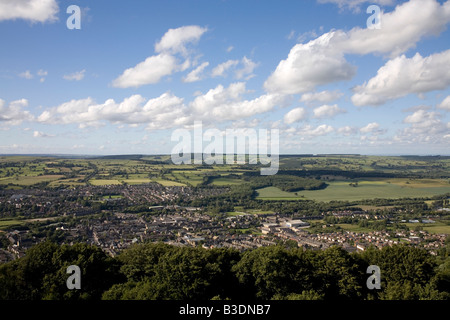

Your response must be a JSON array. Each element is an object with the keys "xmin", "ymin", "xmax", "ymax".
[
  {"xmin": 256, "ymin": 178, "xmax": 450, "ymax": 201},
  {"xmin": 1, "ymin": 155, "xmax": 449, "ymax": 203}
]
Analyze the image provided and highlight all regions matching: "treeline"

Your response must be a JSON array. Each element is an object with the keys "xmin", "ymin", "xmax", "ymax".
[
  {"xmin": 199, "ymin": 174, "xmax": 327, "ymax": 192},
  {"xmin": 245, "ymin": 169, "xmax": 400, "ymax": 179},
  {"xmin": 0, "ymin": 242, "xmax": 448, "ymax": 300},
  {"xmin": 244, "ymin": 175, "xmax": 327, "ymax": 192}
]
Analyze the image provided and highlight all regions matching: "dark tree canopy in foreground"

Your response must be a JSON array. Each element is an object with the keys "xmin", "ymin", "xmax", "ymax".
[{"xmin": 0, "ymin": 241, "xmax": 448, "ymax": 300}]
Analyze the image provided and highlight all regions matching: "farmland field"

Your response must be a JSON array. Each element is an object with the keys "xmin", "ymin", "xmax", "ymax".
[
  {"xmin": 210, "ymin": 177, "xmax": 244, "ymax": 186},
  {"xmin": 0, "ymin": 156, "xmax": 449, "ymax": 202},
  {"xmin": 0, "ymin": 219, "xmax": 24, "ymax": 230},
  {"xmin": 255, "ymin": 186, "xmax": 305, "ymax": 200},
  {"xmin": 0, "ymin": 175, "xmax": 65, "ymax": 186},
  {"xmin": 405, "ymin": 221, "xmax": 450, "ymax": 234},
  {"xmin": 256, "ymin": 178, "xmax": 450, "ymax": 201},
  {"xmin": 120, "ymin": 178, "xmax": 152, "ymax": 185},
  {"xmin": 152, "ymin": 179, "xmax": 186, "ymax": 186},
  {"xmin": 422, "ymin": 223, "xmax": 450, "ymax": 234},
  {"xmin": 89, "ymin": 179, "xmax": 122, "ymax": 186}
]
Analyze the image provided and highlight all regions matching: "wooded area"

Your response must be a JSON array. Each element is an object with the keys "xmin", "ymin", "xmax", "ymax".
[{"xmin": 0, "ymin": 241, "xmax": 448, "ymax": 300}]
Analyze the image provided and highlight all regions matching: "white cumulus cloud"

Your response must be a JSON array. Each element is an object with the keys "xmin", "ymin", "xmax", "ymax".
[
  {"xmin": 0, "ymin": 0, "xmax": 59, "ymax": 23},
  {"xmin": 352, "ymin": 50, "xmax": 450, "ymax": 106},
  {"xmin": 211, "ymin": 59, "xmax": 239, "ymax": 77},
  {"xmin": 360, "ymin": 122, "xmax": 386, "ymax": 135},
  {"xmin": 265, "ymin": 0, "xmax": 450, "ymax": 95},
  {"xmin": 112, "ymin": 25, "xmax": 207, "ymax": 88},
  {"xmin": 437, "ymin": 95, "xmax": 450, "ymax": 111},
  {"xmin": 299, "ymin": 90, "xmax": 343, "ymax": 104},
  {"xmin": 183, "ymin": 62, "xmax": 209, "ymax": 83},
  {"xmin": 234, "ymin": 56, "xmax": 258, "ymax": 80},
  {"xmin": 313, "ymin": 104, "xmax": 346, "ymax": 118},
  {"xmin": 112, "ymin": 54, "xmax": 178, "ymax": 88},
  {"xmin": 0, "ymin": 98, "xmax": 34, "ymax": 126},
  {"xmin": 264, "ymin": 32, "xmax": 356, "ymax": 94},
  {"xmin": 155, "ymin": 25, "xmax": 207, "ymax": 55},
  {"xmin": 284, "ymin": 107, "xmax": 307, "ymax": 124}
]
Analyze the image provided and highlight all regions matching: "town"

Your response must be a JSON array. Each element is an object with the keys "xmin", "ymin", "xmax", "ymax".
[{"xmin": 1, "ymin": 182, "xmax": 448, "ymax": 262}]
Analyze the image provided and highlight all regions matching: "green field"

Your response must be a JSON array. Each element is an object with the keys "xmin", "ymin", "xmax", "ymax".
[
  {"xmin": 170, "ymin": 172, "xmax": 204, "ymax": 186},
  {"xmin": 256, "ymin": 178, "xmax": 450, "ymax": 202},
  {"xmin": 405, "ymin": 221, "xmax": 450, "ymax": 234},
  {"xmin": 226, "ymin": 211, "xmax": 248, "ymax": 216},
  {"xmin": 0, "ymin": 219, "xmax": 24, "ymax": 230},
  {"xmin": 89, "ymin": 179, "xmax": 122, "ymax": 186},
  {"xmin": 102, "ymin": 195, "xmax": 124, "ymax": 199},
  {"xmin": 246, "ymin": 209, "xmax": 276, "ymax": 215},
  {"xmin": 0, "ymin": 175, "xmax": 65, "ymax": 186},
  {"xmin": 210, "ymin": 177, "xmax": 244, "ymax": 186},
  {"xmin": 255, "ymin": 186, "xmax": 304, "ymax": 200},
  {"xmin": 0, "ymin": 156, "xmax": 449, "ymax": 200},
  {"xmin": 120, "ymin": 178, "xmax": 152, "ymax": 185},
  {"xmin": 153, "ymin": 179, "xmax": 186, "ymax": 186}
]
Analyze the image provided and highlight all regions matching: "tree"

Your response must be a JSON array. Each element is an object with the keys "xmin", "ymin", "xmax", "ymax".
[
  {"xmin": 312, "ymin": 246, "xmax": 363, "ymax": 299},
  {"xmin": 232, "ymin": 245, "xmax": 315, "ymax": 300},
  {"xmin": 0, "ymin": 241, "xmax": 122, "ymax": 300}
]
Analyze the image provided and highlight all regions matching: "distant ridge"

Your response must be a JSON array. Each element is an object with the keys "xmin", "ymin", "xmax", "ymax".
[{"xmin": 0, "ymin": 154, "xmax": 449, "ymax": 158}]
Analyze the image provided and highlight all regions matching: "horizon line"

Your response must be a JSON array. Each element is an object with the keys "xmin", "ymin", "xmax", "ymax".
[{"xmin": 1, "ymin": 153, "xmax": 449, "ymax": 157}]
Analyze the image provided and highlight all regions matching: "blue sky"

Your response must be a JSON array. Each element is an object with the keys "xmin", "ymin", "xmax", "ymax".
[{"xmin": 0, "ymin": 0, "xmax": 449, "ymax": 155}]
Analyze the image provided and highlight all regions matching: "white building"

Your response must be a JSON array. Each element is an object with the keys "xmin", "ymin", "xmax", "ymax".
[{"xmin": 285, "ymin": 220, "xmax": 309, "ymax": 228}]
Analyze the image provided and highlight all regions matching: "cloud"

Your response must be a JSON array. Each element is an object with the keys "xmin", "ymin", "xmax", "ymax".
[
  {"xmin": 360, "ymin": 122, "xmax": 385, "ymax": 135},
  {"xmin": 112, "ymin": 25, "xmax": 206, "ymax": 88},
  {"xmin": 190, "ymin": 82, "xmax": 247, "ymax": 113},
  {"xmin": 155, "ymin": 25, "xmax": 207, "ymax": 55},
  {"xmin": 0, "ymin": 98, "xmax": 34, "ymax": 126},
  {"xmin": 211, "ymin": 59, "xmax": 239, "ymax": 77},
  {"xmin": 299, "ymin": 90, "xmax": 343, "ymax": 104},
  {"xmin": 37, "ymin": 93, "xmax": 188, "ymax": 130},
  {"xmin": 299, "ymin": 124, "xmax": 335, "ymax": 136},
  {"xmin": 265, "ymin": 0, "xmax": 450, "ymax": 95},
  {"xmin": 336, "ymin": 0, "xmax": 450, "ymax": 57},
  {"xmin": 234, "ymin": 56, "xmax": 258, "ymax": 80},
  {"xmin": 404, "ymin": 109, "xmax": 441, "ymax": 126},
  {"xmin": 210, "ymin": 57, "xmax": 257, "ymax": 80},
  {"xmin": 264, "ymin": 32, "xmax": 356, "ymax": 94},
  {"xmin": 284, "ymin": 107, "xmax": 307, "ymax": 124},
  {"xmin": 394, "ymin": 108, "xmax": 449, "ymax": 144},
  {"xmin": 37, "ymin": 69, "xmax": 47, "ymax": 76},
  {"xmin": 337, "ymin": 126, "xmax": 358, "ymax": 136},
  {"xmin": 63, "ymin": 69, "xmax": 86, "ymax": 81},
  {"xmin": 352, "ymin": 50, "xmax": 450, "ymax": 106},
  {"xmin": 437, "ymin": 95, "xmax": 450, "ymax": 111},
  {"xmin": 313, "ymin": 104, "xmax": 346, "ymax": 118},
  {"xmin": 190, "ymin": 82, "xmax": 290, "ymax": 121},
  {"xmin": 183, "ymin": 62, "xmax": 209, "ymax": 83},
  {"xmin": 37, "ymin": 69, "xmax": 48, "ymax": 82},
  {"xmin": 33, "ymin": 131, "xmax": 54, "ymax": 138},
  {"xmin": 112, "ymin": 54, "xmax": 179, "ymax": 88},
  {"xmin": 19, "ymin": 70, "xmax": 33, "ymax": 79},
  {"xmin": 286, "ymin": 30, "xmax": 297, "ymax": 41},
  {"xmin": 37, "ymin": 82, "xmax": 290, "ymax": 130},
  {"xmin": 0, "ymin": 0, "xmax": 59, "ymax": 23},
  {"xmin": 296, "ymin": 29, "xmax": 319, "ymax": 43},
  {"xmin": 19, "ymin": 69, "xmax": 48, "ymax": 81},
  {"xmin": 317, "ymin": 0, "xmax": 395, "ymax": 12}
]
